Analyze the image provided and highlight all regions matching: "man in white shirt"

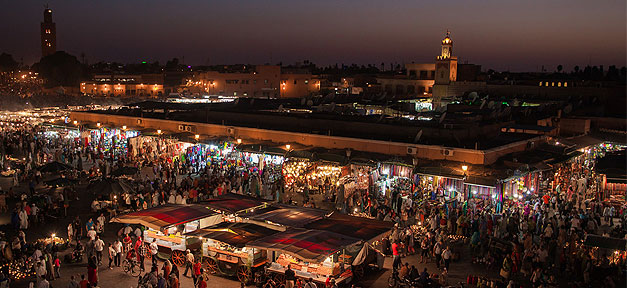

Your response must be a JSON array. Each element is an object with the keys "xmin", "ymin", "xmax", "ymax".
[
  {"xmin": 86, "ymin": 228, "xmax": 97, "ymax": 241},
  {"xmin": 150, "ymin": 239, "xmax": 158, "ymax": 267},
  {"xmin": 94, "ymin": 236, "xmax": 105, "ymax": 265},
  {"xmin": 113, "ymin": 240, "xmax": 123, "ymax": 267}
]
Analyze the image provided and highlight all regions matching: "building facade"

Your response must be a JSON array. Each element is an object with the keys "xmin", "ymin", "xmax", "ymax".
[
  {"xmin": 80, "ymin": 74, "xmax": 165, "ymax": 97},
  {"xmin": 185, "ymin": 65, "xmax": 320, "ymax": 98},
  {"xmin": 40, "ymin": 7, "xmax": 56, "ymax": 57}
]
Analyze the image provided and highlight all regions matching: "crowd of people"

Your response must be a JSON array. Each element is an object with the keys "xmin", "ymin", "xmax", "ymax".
[
  {"xmin": 373, "ymin": 163, "xmax": 627, "ymax": 287},
  {"xmin": 1, "ymin": 121, "xmax": 626, "ymax": 288}
]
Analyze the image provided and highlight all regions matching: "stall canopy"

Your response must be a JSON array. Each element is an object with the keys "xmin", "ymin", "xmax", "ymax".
[
  {"xmin": 247, "ymin": 205, "xmax": 329, "ymax": 228},
  {"xmin": 583, "ymin": 234, "xmax": 627, "ymax": 251},
  {"xmin": 203, "ymin": 193, "xmax": 269, "ymax": 214},
  {"xmin": 185, "ymin": 222, "xmax": 279, "ymax": 248},
  {"xmin": 247, "ymin": 228, "xmax": 360, "ymax": 263},
  {"xmin": 111, "ymin": 204, "xmax": 216, "ymax": 230},
  {"xmin": 304, "ymin": 212, "xmax": 393, "ymax": 242}
]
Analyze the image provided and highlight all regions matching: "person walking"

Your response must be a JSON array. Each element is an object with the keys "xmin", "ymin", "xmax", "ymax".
[
  {"xmin": 192, "ymin": 259, "xmax": 202, "ymax": 286},
  {"xmin": 53, "ymin": 256, "xmax": 61, "ymax": 278},
  {"xmin": 113, "ymin": 239, "xmax": 123, "ymax": 267},
  {"xmin": 150, "ymin": 239, "xmax": 159, "ymax": 267},
  {"xmin": 94, "ymin": 236, "xmax": 104, "ymax": 265},
  {"xmin": 183, "ymin": 249, "xmax": 194, "ymax": 277},
  {"xmin": 135, "ymin": 237, "xmax": 146, "ymax": 271},
  {"xmin": 442, "ymin": 246, "xmax": 452, "ymax": 270},
  {"xmin": 108, "ymin": 243, "xmax": 116, "ymax": 269},
  {"xmin": 392, "ymin": 240, "xmax": 401, "ymax": 270},
  {"xmin": 285, "ymin": 265, "xmax": 295, "ymax": 288}
]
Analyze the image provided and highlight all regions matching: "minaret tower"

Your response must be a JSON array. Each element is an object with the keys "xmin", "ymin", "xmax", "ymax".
[
  {"xmin": 40, "ymin": 5, "xmax": 57, "ymax": 57},
  {"xmin": 432, "ymin": 30, "xmax": 457, "ymax": 108}
]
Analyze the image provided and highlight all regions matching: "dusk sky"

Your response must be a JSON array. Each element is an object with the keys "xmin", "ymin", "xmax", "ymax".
[{"xmin": 1, "ymin": 0, "xmax": 625, "ymax": 71}]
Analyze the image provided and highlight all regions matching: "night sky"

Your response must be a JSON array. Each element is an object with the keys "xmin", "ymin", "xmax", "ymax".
[{"xmin": 1, "ymin": 0, "xmax": 625, "ymax": 71}]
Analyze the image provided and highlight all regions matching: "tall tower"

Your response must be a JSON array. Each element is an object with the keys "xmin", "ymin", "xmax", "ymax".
[
  {"xmin": 40, "ymin": 6, "xmax": 56, "ymax": 57},
  {"xmin": 432, "ymin": 30, "xmax": 457, "ymax": 108}
]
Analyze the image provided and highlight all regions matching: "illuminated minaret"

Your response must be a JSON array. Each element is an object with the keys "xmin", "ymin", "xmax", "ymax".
[
  {"xmin": 432, "ymin": 30, "xmax": 457, "ymax": 108},
  {"xmin": 40, "ymin": 6, "xmax": 57, "ymax": 57}
]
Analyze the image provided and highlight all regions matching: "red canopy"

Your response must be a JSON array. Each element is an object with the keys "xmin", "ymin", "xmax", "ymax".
[
  {"xmin": 111, "ymin": 204, "xmax": 216, "ymax": 230},
  {"xmin": 247, "ymin": 228, "xmax": 360, "ymax": 263}
]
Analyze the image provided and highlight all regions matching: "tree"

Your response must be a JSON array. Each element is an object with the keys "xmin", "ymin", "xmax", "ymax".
[
  {"xmin": 32, "ymin": 51, "xmax": 84, "ymax": 88},
  {"xmin": 0, "ymin": 53, "xmax": 18, "ymax": 72},
  {"xmin": 557, "ymin": 65, "xmax": 563, "ymax": 73}
]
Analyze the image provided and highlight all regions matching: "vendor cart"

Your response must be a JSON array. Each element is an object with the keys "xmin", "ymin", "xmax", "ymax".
[
  {"xmin": 111, "ymin": 204, "xmax": 222, "ymax": 266},
  {"xmin": 185, "ymin": 222, "xmax": 280, "ymax": 283},
  {"xmin": 247, "ymin": 228, "xmax": 362, "ymax": 286}
]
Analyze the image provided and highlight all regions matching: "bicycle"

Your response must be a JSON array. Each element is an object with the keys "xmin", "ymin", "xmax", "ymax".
[{"xmin": 122, "ymin": 259, "xmax": 142, "ymax": 277}]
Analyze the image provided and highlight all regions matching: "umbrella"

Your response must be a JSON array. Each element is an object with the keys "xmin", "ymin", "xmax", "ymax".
[
  {"xmin": 111, "ymin": 166, "xmax": 139, "ymax": 177},
  {"xmin": 38, "ymin": 161, "xmax": 73, "ymax": 173},
  {"xmin": 44, "ymin": 177, "xmax": 79, "ymax": 187},
  {"xmin": 87, "ymin": 178, "xmax": 133, "ymax": 198}
]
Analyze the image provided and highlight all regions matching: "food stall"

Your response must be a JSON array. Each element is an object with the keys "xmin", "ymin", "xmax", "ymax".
[
  {"xmin": 243, "ymin": 205, "xmax": 329, "ymax": 230},
  {"xmin": 248, "ymin": 228, "xmax": 361, "ymax": 285},
  {"xmin": 111, "ymin": 204, "xmax": 222, "ymax": 266},
  {"xmin": 185, "ymin": 222, "xmax": 280, "ymax": 283},
  {"xmin": 304, "ymin": 213, "xmax": 392, "ymax": 279}
]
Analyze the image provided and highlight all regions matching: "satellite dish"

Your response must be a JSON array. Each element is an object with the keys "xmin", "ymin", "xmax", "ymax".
[
  {"xmin": 278, "ymin": 104, "xmax": 284, "ymax": 111},
  {"xmin": 414, "ymin": 129, "xmax": 423, "ymax": 143},
  {"xmin": 307, "ymin": 100, "xmax": 313, "ymax": 106},
  {"xmin": 439, "ymin": 112, "xmax": 447, "ymax": 123},
  {"xmin": 563, "ymin": 104, "xmax": 572, "ymax": 114},
  {"xmin": 300, "ymin": 98, "xmax": 306, "ymax": 106},
  {"xmin": 487, "ymin": 101, "xmax": 495, "ymax": 109},
  {"xmin": 469, "ymin": 92, "xmax": 478, "ymax": 102}
]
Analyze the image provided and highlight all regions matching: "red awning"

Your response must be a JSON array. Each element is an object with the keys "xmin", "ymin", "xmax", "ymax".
[
  {"xmin": 305, "ymin": 212, "xmax": 393, "ymax": 242},
  {"xmin": 247, "ymin": 228, "xmax": 360, "ymax": 263},
  {"xmin": 111, "ymin": 204, "xmax": 216, "ymax": 230}
]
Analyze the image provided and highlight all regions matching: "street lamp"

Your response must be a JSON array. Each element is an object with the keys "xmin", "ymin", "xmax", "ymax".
[
  {"xmin": 461, "ymin": 165, "xmax": 468, "ymax": 172},
  {"xmin": 73, "ymin": 120, "xmax": 78, "ymax": 125},
  {"xmin": 195, "ymin": 134, "xmax": 200, "ymax": 140},
  {"xmin": 285, "ymin": 144, "xmax": 291, "ymax": 150},
  {"xmin": 122, "ymin": 125, "xmax": 127, "ymax": 130},
  {"xmin": 97, "ymin": 122, "xmax": 101, "ymax": 127},
  {"xmin": 157, "ymin": 129, "xmax": 162, "ymax": 134},
  {"xmin": 237, "ymin": 138, "xmax": 242, "ymax": 144}
]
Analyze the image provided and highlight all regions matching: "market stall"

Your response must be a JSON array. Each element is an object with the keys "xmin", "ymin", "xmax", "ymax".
[
  {"xmin": 185, "ymin": 222, "xmax": 280, "ymax": 283},
  {"xmin": 111, "ymin": 204, "xmax": 221, "ymax": 266},
  {"xmin": 247, "ymin": 228, "xmax": 361, "ymax": 285},
  {"xmin": 304, "ymin": 213, "xmax": 392, "ymax": 279},
  {"xmin": 244, "ymin": 205, "xmax": 329, "ymax": 230}
]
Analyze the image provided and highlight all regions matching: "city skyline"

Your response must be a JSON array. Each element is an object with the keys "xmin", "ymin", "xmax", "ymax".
[{"xmin": 0, "ymin": 0, "xmax": 625, "ymax": 71}]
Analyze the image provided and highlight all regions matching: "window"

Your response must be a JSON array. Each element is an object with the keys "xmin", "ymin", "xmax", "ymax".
[
  {"xmin": 45, "ymin": 29, "xmax": 51, "ymax": 34},
  {"xmin": 539, "ymin": 82, "xmax": 542, "ymax": 86},
  {"xmin": 294, "ymin": 80, "xmax": 297, "ymax": 85},
  {"xmin": 264, "ymin": 79, "xmax": 268, "ymax": 84},
  {"xmin": 563, "ymin": 82, "xmax": 568, "ymax": 87}
]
